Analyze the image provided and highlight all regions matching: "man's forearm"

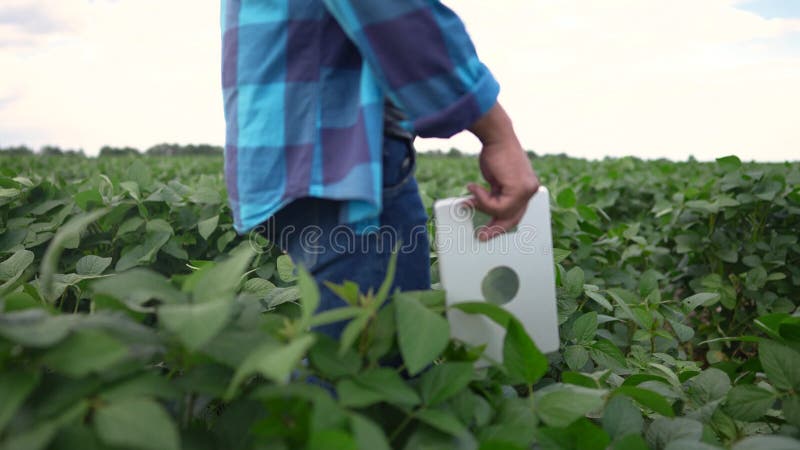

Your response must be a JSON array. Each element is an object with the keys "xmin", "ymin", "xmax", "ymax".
[{"xmin": 468, "ymin": 102, "xmax": 520, "ymax": 147}]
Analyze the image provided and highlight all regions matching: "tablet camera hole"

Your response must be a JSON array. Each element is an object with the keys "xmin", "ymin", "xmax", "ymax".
[{"xmin": 481, "ymin": 266, "xmax": 519, "ymax": 305}]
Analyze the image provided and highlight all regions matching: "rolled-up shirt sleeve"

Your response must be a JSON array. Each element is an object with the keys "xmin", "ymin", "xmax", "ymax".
[{"xmin": 321, "ymin": 0, "xmax": 500, "ymax": 138}]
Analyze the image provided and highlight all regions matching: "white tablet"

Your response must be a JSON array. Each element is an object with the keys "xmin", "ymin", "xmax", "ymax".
[{"xmin": 434, "ymin": 187, "xmax": 560, "ymax": 366}]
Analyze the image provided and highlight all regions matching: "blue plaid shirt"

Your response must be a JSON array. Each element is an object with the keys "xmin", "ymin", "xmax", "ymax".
[{"xmin": 221, "ymin": 0, "xmax": 500, "ymax": 233}]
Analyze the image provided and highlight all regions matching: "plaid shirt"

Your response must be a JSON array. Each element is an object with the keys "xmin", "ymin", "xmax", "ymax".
[{"xmin": 221, "ymin": 0, "xmax": 500, "ymax": 233}]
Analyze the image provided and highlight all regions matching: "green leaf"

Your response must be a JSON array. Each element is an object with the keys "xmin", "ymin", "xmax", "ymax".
[
  {"xmin": 590, "ymin": 339, "xmax": 628, "ymax": 370},
  {"xmin": 217, "ymin": 230, "xmax": 236, "ymax": 252},
  {"xmin": 2, "ymin": 404, "xmax": 86, "ymax": 450},
  {"xmin": 41, "ymin": 329, "xmax": 128, "ymax": 377},
  {"xmin": 75, "ymin": 189, "xmax": 104, "ymax": 210},
  {"xmin": 349, "ymin": 414, "xmax": 391, "ymax": 450},
  {"xmin": 373, "ymin": 248, "xmax": 398, "ymax": 309},
  {"xmin": 197, "ymin": 215, "xmax": 219, "ymax": 240},
  {"xmin": 723, "ymin": 385, "xmax": 775, "ymax": 421},
  {"xmin": 419, "ymin": 362, "xmax": 474, "ymax": 406},
  {"xmin": 667, "ymin": 318, "xmax": 694, "ymax": 343},
  {"xmin": 664, "ymin": 442, "xmax": 722, "ymax": 450},
  {"xmin": 0, "ymin": 371, "xmax": 40, "ymax": 433},
  {"xmin": 116, "ymin": 216, "xmax": 144, "ymax": 238},
  {"xmin": 1, "ymin": 292, "xmax": 38, "ymax": 312},
  {"xmin": 94, "ymin": 398, "xmax": 179, "ymax": 450},
  {"xmin": 732, "ymin": 436, "xmax": 800, "ymax": 450},
  {"xmin": 682, "ymin": 293, "xmax": 720, "ymax": 311},
  {"xmin": 745, "ymin": 266, "xmax": 768, "ymax": 291},
  {"xmin": 564, "ymin": 266, "xmax": 585, "ymax": 298},
  {"xmin": 227, "ymin": 334, "xmax": 315, "ymax": 397},
  {"xmin": 101, "ymin": 372, "xmax": 181, "ymax": 402},
  {"xmin": 337, "ymin": 368, "xmax": 420, "ymax": 408},
  {"xmin": 564, "ymin": 345, "xmax": 589, "ymax": 371},
  {"xmin": 126, "ymin": 159, "xmax": 153, "ymax": 188},
  {"xmin": 307, "ymin": 429, "xmax": 357, "ymax": 450},
  {"xmin": 759, "ymin": 340, "xmax": 800, "ymax": 391},
  {"xmin": 120, "ymin": 181, "xmax": 140, "ymax": 200},
  {"xmin": 451, "ymin": 301, "xmax": 514, "ymax": 328},
  {"xmin": 788, "ymin": 187, "xmax": 800, "ymax": 204},
  {"xmin": 646, "ymin": 417, "xmax": 703, "ymax": 450},
  {"xmin": 602, "ymin": 395, "xmax": 643, "ymax": 441},
  {"xmin": 75, "ymin": 255, "xmax": 112, "ymax": 276},
  {"xmin": 716, "ymin": 155, "xmax": 742, "ymax": 172},
  {"xmin": 189, "ymin": 185, "xmax": 221, "ymax": 205},
  {"xmin": 114, "ymin": 228, "xmax": 171, "ymax": 271},
  {"xmin": 586, "ymin": 291, "xmax": 613, "ymax": 311},
  {"xmin": 297, "ymin": 264, "xmax": 320, "ymax": 330},
  {"xmin": 503, "ymin": 318, "xmax": 548, "ymax": 385},
  {"xmin": 553, "ymin": 248, "xmax": 571, "ymax": 264},
  {"xmin": 685, "ymin": 368, "xmax": 731, "ymax": 405},
  {"xmin": 0, "ymin": 187, "xmax": 21, "ymax": 199},
  {"xmin": 354, "ymin": 369, "xmax": 420, "ymax": 407},
  {"xmin": 607, "ymin": 289, "xmax": 640, "ymax": 325},
  {"xmin": 309, "ymin": 307, "xmax": 362, "ymax": 328},
  {"xmin": 614, "ymin": 386, "xmax": 675, "ymax": 417},
  {"xmin": 0, "ymin": 249, "xmax": 34, "ymax": 282},
  {"xmin": 478, "ymin": 398, "xmax": 536, "ymax": 447},
  {"xmin": 754, "ymin": 313, "xmax": 790, "ymax": 340},
  {"xmin": 338, "ymin": 311, "xmax": 370, "ymax": 356},
  {"xmin": 784, "ymin": 395, "xmax": 800, "ymax": 427},
  {"xmin": 158, "ymin": 299, "xmax": 231, "ymax": 351},
  {"xmin": 241, "ymin": 277, "xmax": 276, "ymax": 298},
  {"xmin": 92, "ymin": 269, "xmax": 186, "ymax": 311},
  {"xmin": 0, "ymin": 310, "xmax": 74, "ymax": 347},
  {"xmin": 337, "ymin": 379, "xmax": 384, "ymax": 408},
  {"xmin": 611, "ymin": 434, "xmax": 650, "ymax": 450},
  {"xmin": 367, "ymin": 303, "xmax": 396, "ymax": 364},
  {"xmin": 190, "ymin": 245, "xmax": 255, "ymax": 303},
  {"xmin": 536, "ymin": 419, "xmax": 611, "ymax": 450},
  {"xmin": 559, "ymin": 418, "xmax": 611, "ymax": 450},
  {"xmin": 535, "ymin": 386, "xmax": 605, "ymax": 428},
  {"xmin": 395, "ymin": 291, "xmax": 450, "ymax": 375},
  {"xmin": 309, "ymin": 334, "xmax": 361, "ymax": 379},
  {"xmin": 264, "ymin": 286, "xmax": 301, "ymax": 309},
  {"xmin": 324, "ymin": 280, "xmax": 361, "ymax": 306},
  {"xmin": 416, "ymin": 409, "xmax": 470, "ymax": 437},
  {"xmin": 277, "ymin": 254, "xmax": 297, "ymax": 282},
  {"xmin": 558, "ymin": 188, "xmax": 577, "ymax": 208},
  {"xmin": 573, "ymin": 312, "xmax": 598, "ymax": 344},
  {"xmin": 562, "ymin": 371, "xmax": 599, "ymax": 389}
]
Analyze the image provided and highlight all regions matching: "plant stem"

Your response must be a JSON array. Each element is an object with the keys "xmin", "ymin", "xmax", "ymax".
[{"xmin": 389, "ymin": 413, "xmax": 415, "ymax": 443}]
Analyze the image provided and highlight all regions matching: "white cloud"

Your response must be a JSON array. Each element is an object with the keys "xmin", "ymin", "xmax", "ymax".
[
  {"xmin": 0, "ymin": 0, "xmax": 798, "ymax": 161},
  {"xmin": 425, "ymin": 0, "xmax": 800, "ymax": 161},
  {"xmin": 0, "ymin": 0, "xmax": 223, "ymax": 153}
]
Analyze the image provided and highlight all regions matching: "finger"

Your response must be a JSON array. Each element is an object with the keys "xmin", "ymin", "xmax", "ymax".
[
  {"xmin": 477, "ymin": 211, "xmax": 525, "ymax": 241},
  {"xmin": 467, "ymin": 183, "xmax": 506, "ymax": 217}
]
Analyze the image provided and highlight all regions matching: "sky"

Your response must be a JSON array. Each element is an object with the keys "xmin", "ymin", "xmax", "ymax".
[{"xmin": 0, "ymin": 0, "xmax": 799, "ymax": 161}]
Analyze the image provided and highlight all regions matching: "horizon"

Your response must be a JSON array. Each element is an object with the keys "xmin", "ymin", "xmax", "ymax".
[{"xmin": 4, "ymin": 141, "xmax": 798, "ymax": 165}]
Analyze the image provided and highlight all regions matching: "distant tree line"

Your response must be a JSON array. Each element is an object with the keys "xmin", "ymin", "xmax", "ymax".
[
  {"xmin": 0, "ymin": 145, "xmax": 86, "ymax": 156},
  {"xmin": 1, "ymin": 144, "xmax": 539, "ymax": 158},
  {"xmin": 143, "ymin": 143, "xmax": 222, "ymax": 156},
  {"xmin": 421, "ymin": 148, "xmax": 539, "ymax": 159},
  {"xmin": 0, "ymin": 143, "xmax": 224, "ymax": 157}
]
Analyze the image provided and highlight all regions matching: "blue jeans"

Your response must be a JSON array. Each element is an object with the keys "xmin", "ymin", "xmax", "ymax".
[{"xmin": 264, "ymin": 136, "xmax": 431, "ymax": 338}]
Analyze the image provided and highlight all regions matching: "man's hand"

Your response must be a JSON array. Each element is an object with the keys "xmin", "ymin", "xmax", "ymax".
[{"xmin": 467, "ymin": 103, "xmax": 540, "ymax": 241}]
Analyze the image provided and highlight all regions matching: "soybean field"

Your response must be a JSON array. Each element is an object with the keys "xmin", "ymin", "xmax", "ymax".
[{"xmin": 0, "ymin": 152, "xmax": 799, "ymax": 450}]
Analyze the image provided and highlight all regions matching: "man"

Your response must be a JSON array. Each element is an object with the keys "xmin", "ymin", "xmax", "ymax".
[{"xmin": 221, "ymin": 0, "xmax": 539, "ymax": 338}]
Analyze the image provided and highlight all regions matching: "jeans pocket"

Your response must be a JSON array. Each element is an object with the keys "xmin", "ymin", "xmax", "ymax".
[
  {"xmin": 266, "ymin": 198, "xmax": 323, "ymax": 271},
  {"xmin": 382, "ymin": 136, "xmax": 416, "ymax": 197}
]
